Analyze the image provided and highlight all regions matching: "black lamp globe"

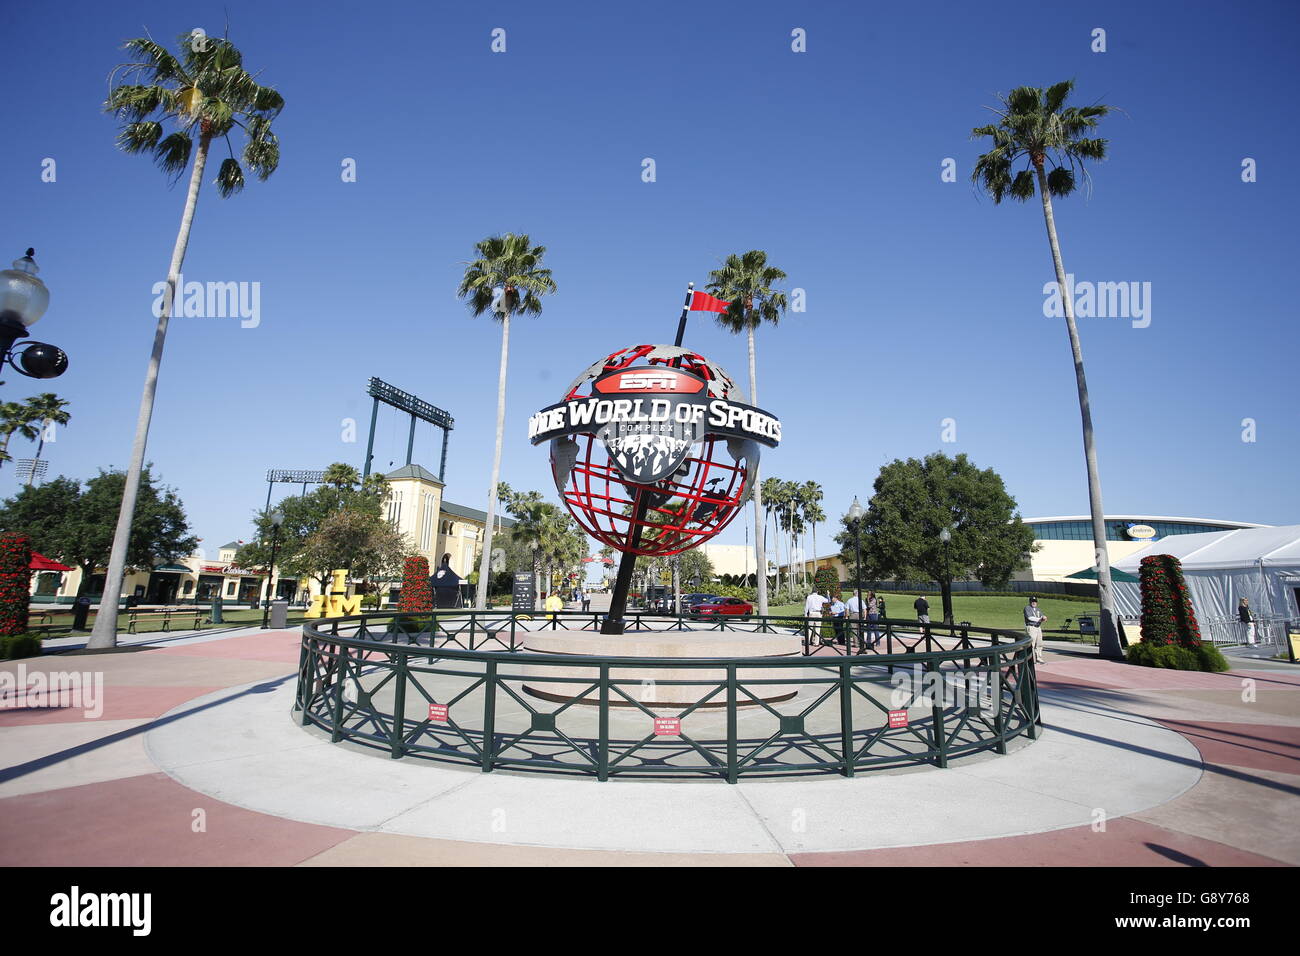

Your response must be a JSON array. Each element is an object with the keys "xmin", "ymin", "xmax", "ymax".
[{"xmin": 14, "ymin": 341, "xmax": 68, "ymax": 379}]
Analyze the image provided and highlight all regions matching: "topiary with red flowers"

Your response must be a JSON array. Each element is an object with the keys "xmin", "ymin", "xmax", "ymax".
[
  {"xmin": 1128, "ymin": 553, "xmax": 1226, "ymax": 671},
  {"xmin": 397, "ymin": 556, "xmax": 432, "ymax": 614},
  {"xmin": 0, "ymin": 532, "xmax": 33, "ymax": 637}
]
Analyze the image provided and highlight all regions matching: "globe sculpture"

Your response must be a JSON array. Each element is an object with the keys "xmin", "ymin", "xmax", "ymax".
[{"xmin": 530, "ymin": 343, "xmax": 781, "ymax": 634}]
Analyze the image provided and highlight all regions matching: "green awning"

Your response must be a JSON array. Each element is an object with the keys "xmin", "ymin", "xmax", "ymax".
[
  {"xmin": 1066, "ymin": 566, "xmax": 1139, "ymax": 583},
  {"xmin": 153, "ymin": 564, "xmax": 191, "ymax": 573}
]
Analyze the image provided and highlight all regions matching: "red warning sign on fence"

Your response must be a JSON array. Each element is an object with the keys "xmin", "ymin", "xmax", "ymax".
[
  {"xmin": 654, "ymin": 717, "xmax": 681, "ymax": 736},
  {"xmin": 428, "ymin": 703, "xmax": 449, "ymax": 722},
  {"xmin": 887, "ymin": 709, "xmax": 908, "ymax": 729}
]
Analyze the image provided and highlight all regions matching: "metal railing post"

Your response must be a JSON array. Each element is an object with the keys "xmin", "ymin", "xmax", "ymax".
[
  {"xmin": 481, "ymin": 659, "xmax": 498, "ymax": 772},
  {"xmin": 597, "ymin": 663, "xmax": 610, "ymax": 782},
  {"xmin": 839, "ymin": 661, "xmax": 855, "ymax": 777},
  {"xmin": 390, "ymin": 649, "xmax": 407, "ymax": 759},
  {"xmin": 928, "ymin": 657, "xmax": 948, "ymax": 768},
  {"xmin": 330, "ymin": 644, "xmax": 348, "ymax": 743},
  {"xmin": 726, "ymin": 664, "xmax": 738, "ymax": 784}
]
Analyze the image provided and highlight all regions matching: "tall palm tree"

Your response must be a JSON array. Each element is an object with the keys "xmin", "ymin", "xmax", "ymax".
[
  {"xmin": 802, "ymin": 480, "xmax": 825, "ymax": 583},
  {"xmin": 971, "ymin": 80, "xmax": 1121, "ymax": 659},
  {"xmin": 89, "ymin": 32, "xmax": 284, "ymax": 650},
  {"xmin": 0, "ymin": 401, "xmax": 40, "ymax": 470},
  {"xmin": 707, "ymin": 250, "xmax": 788, "ymax": 615},
  {"xmin": 22, "ymin": 393, "xmax": 71, "ymax": 486},
  {"xmin": 761, "ymin": 476, "xmax": 785, "ymax": 593},
  {"xmin": 458, "ymin": 234, "xmax": 557, "ymax": 610}
]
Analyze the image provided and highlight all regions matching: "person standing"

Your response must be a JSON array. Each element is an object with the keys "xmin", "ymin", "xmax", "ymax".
[
  {"xmin": 804, "ymin": 588, "xmax": 829, "ymax": 645},
  {"xmin": 544, "ymin": 591, "xmax": 564, "ymax": 622},
  {"xmin": 913, "ymin": 594, "xmax": 930, "ymax": 625},
  {"xmin": 579, "ymin": 587, "xmax": 591, "ymax": 613},
  {"xmin": 1024, "ymin": 597, "xmax": 1047, "ymax": 664},
  {"xmin": 866, "ymin": 590, "xmax": 882, "ymax": 649},
  {"xmin": 846, "ymin": 591, "xmax": 864, "ymax": 650},
  {"xmin": 1238, "ymin": 598, "xmax": 1256, "ymax": 645},
  {"xmin": 829, "ymin": 594, "xmax": 848, "ymax": 646}
]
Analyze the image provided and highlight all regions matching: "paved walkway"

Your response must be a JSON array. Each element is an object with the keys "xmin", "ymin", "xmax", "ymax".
[{"xmin": 1, "ymin": 629, "xmax": 1296, "ymax": 866}]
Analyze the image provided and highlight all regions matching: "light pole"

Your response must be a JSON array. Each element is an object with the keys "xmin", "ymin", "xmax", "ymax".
[
  {"xmin": 0, "ymin": 250, "xmax": 68, "ymax": 385},
  {"xmin": 261, "ymin": 510, "xmax": 285, "ymax": 628},
  {"xmin": 939, "ymin": 526, "xmax": 954, "ymax": 625},
  {"xmin": 848, "ymin": 497, "xmax": 865, "ymax": 650}
]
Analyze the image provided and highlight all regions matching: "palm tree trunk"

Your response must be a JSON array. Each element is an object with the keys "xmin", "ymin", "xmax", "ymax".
[
  {"xmin": 25, "ymin": 427, "xmax": 47, "ymax": 488},
  {"xmin": 747, "ymin": 324, "xmax": 769, "ymax": 615},
  {"xmin": 475, "ymin": 312, "xmax": 510, "ymax": 610},
  {"xmin": 88, "ymin": 129, "xmax": 212, "ymax": 650},
  {"xmin": 1035, "ymin": 163, "xmax": 1122, "ymax": 659}
]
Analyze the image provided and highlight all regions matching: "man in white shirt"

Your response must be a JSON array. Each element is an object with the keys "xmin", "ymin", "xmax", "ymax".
[
  {"xmin": 804, "ymin": 589, "xmax": 828, "ymax": 644},
  {"xmin": 846, "ymin": 592, "xmax": 864, "ymax": 651}
]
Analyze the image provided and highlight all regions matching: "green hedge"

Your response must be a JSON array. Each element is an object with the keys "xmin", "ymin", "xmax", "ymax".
[
  {"xmin": 1126, "ymin": 642, "xmax": 1229, "ymax": 672},
  {"xmin": 0, "ymin": 633, "xmax": 43, "ymax": 660}
]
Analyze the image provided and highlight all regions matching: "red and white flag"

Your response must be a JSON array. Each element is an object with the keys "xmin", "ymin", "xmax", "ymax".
[{"xmin": 688, "ymin": 290, "xmax": 731, "ymax": 314}]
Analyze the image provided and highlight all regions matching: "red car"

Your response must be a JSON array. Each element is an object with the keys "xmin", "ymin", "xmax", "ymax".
[{"xmin": 692, "ymin": 597, "xmax": 753, "ymax": 617}]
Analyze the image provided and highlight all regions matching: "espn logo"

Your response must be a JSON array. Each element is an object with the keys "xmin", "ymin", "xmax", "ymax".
[{"xmin": 618, "ymin": 373, "xmax": 678, "ymax": 390}]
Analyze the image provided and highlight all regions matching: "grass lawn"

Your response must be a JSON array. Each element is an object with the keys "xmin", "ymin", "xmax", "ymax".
[{"xmin": 769, "ymin": 593, "xmax": 1100, "ymax": 635}]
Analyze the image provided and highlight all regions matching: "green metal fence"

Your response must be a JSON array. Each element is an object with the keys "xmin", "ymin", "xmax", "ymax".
[{"xmin": 295, "ymin": 610, "xmax": 1041, "ymax": 782}]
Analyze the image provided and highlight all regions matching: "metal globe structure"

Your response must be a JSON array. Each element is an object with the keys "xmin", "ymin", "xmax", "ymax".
[{"xmin": 539, "ymin": 344, "xmax": 770, "ymax": 559}]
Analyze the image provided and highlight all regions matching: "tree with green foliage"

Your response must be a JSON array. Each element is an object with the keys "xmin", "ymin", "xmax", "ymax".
[
  {"xmin": 0, "ymin": 401, "xmax": 41, "ymax": 470},
  {"xmin": 707, "ymin": 250, "xmax": 788, "ymax": 616},
  {"xmin": 971, "ymin": 80, "xmax": 1121, "ymax": 659},
  {"xmin": 21, "ymin": 393, "xmax": 71, "ymax": 485},
  {"xmin": 92, "ymin": 30, "xmax": 284, "ymax": 649},
  {"xmin": 836, "ymin": 453, "xmax": 1036, "ymax": 621},
  {"xmin": 0, "ymin": 468, "xmax": 198, "ymax": 598},
  {"xmin": 458, "ymin": 234, "xmax": 558, "ymax": 610},
  {"xmin": 236, "ymin": 466, "xmax": 390, "ymax": 594}
]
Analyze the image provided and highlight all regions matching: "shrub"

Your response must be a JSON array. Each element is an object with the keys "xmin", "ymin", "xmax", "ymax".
[
  {"xmin": 813, "ymin": 567, "xmax": 839, "ymax": 598},
  {"xmin": 0, "ymin": 633, "xmax": 42, "ymax": 660},
  {"xmin": 0, "ymin": 533, "xmax": 32, "ymax": 637},
  {"xmin": 1129, "ymin": 554, "xmax": 1223, "ymax": 672}
]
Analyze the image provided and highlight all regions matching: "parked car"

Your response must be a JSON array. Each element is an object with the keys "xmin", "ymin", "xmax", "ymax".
[
  {"xmin": 680, "ymin": 593, "xmax": 720, "ymax": 613},
  {"xmin": 691, "ymin": 597, "xmax": 753, "ymax": 617}
]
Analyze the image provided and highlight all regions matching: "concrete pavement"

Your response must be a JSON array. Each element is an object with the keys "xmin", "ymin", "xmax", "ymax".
[{"xmin": 1, "ymin": 626, "xmax": 1297, "ymax": 866}]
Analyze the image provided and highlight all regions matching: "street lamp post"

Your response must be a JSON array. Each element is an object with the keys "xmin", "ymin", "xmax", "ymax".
[
  {"xmin": 0, "ymin": 250, "xmax": 68, "ymax": 385},
  {"xmin": 939, "ymin": 526, "xmax": 954, "ymax": 625},
  {"xmin": 261, "ymin": 510, "xmax": 285, "ymax": 628},
  {"xmin": 848, "ymin": 497, "xmax": 865, "ymax": 651}
]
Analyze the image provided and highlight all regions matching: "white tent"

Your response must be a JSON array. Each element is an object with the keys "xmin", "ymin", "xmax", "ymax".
[{"xmin": 1112, "ymin": 524, "xmax": 1300, "ymax": 637}]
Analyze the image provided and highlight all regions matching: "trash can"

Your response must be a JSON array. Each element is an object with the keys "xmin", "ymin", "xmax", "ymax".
[
  {"xmin": 72, "ymin": 596, "xmax": 92, "ymax": 631},
  {"xmin": 269, "ymin": 600, "xmax": 288, "ymax": 630},
  {"xmin": 210, "ymin": 597, "xmax": 223, "ymax": 625}
]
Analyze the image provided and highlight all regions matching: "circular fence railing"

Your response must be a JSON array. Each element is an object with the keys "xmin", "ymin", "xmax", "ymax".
[{"xmin": 295, "ymin": 611, "xmax": 1042, "ymax": 782}]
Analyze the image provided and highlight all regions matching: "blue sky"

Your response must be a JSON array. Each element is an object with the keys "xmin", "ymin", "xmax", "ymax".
[{"xmin": 2, "ymin": 0, "xmax": 1297, "ymax": 562}]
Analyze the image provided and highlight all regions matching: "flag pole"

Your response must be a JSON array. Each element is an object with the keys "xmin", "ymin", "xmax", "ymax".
[
  {"xmin": 673, "ymin": 282, "xmax": 694, "ymax": 349},
  {"xmin": 601, "ymin": 282, "xmax": 695, "ymax": 635}
]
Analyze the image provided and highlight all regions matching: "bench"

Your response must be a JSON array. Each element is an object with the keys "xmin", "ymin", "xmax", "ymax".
[{"xmin": 126, "ymin": 607, "xmax": 204, "ymax": 634}]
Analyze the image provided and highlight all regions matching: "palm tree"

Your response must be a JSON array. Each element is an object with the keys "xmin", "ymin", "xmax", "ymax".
[
  {"xmin": 89, "ymin": 32, "xmax": 284, "ymax": 650},
  {"xmin": 322, "ymin": 462, "xmax": 361, "ymax": 489},
  {"xmin": 20, "ymin": 394, "xmax": 71, "ymax": 485},
  {"xmin": 971, "ymin": 80, "xmax": 1121, "ymax": 659},
  {"xmin": 458, "ymin": 234, "xmax": 557, "ymax": 610},
  {"xmin": 707, "ymin": 250, "xmax": 788, "ymax": 615},
  {"xmin": 760, "ymin": 476, "xmax": 784, "ymax": 593},
  {"xmin": 802, "ymin": 480, "xmax": 825, "ymax": 584},
  {"xmin": 0, "ymin": 401, "xmax": 40, "ymax": 470}
]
